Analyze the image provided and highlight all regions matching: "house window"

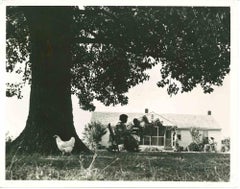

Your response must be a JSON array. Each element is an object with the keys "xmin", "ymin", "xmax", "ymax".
[
  {"xmin": 202, "ymin": 130, "xmax": 208, "ymax": 138},
  {"xmin": 177, "ymin": 130, "xmax": 181, "ymax": 141},
  {"xmin": 143, "ymin": 136, "xmax": 151, "ymax": 145},
  {"xmin": 177, "ymin": 134, "xmax": 181, "ymax": 140},
  {"xmin": 202, "ymin": 130, "xmax": 209, "ymax": 144},
  {"xmin": 158, "ymin": 125, "xmax": 166, "ymax": 136}
]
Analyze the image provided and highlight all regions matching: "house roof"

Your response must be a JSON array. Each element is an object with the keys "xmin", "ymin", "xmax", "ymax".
[
  {"xmin": 90, "ymin": 111, "xmax": 221, "ymax": 130},
  {"xmin": 159, "ymin": 114, "xmax": 221, "ymax": 130}
]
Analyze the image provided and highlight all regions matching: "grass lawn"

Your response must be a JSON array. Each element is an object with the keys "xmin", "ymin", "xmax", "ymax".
[{"xmin": 6, "ymin": 151, "xmax": 230, "ymax": 181}]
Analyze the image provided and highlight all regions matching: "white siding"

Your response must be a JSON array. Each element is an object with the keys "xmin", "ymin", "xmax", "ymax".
[
  {"xmin": 177, "ymin": 130, "xmax": 192, "ymax": 148},
  {"xmin": 177, "ymin": 129, "xmax": 222, "ymax": 151}
]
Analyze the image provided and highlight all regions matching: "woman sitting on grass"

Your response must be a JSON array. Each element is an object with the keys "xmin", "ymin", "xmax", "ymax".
[
  {"xmin": 114, "ymin": 114, "xmax": 128, "ymax": 145},
  {"xmin": 130, "ymin": 118, "xmax": 143, "ymax": 145}
]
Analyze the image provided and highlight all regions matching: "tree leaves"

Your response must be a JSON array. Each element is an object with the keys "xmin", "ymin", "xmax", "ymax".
[
  {"xmin": 154, "ymin": 7, "xmax": 230, "ymax": 94},
  {"xmin": 7, "ymin": 6, "xmax": 230, "ymax": 110},
  {"xmin": 6, "ymin": 82, "xmax": 24, "ymax": 99}
]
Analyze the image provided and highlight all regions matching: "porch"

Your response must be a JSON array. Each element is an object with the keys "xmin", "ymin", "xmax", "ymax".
[{"xmin": 140, "ymin": 126, "xmax": 176, "ymax": 150}]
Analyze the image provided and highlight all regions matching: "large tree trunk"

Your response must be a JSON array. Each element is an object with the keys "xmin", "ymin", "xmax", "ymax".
[{"xmin": 9, "ymin": 7, "xmax": 91, "ymax": 154}]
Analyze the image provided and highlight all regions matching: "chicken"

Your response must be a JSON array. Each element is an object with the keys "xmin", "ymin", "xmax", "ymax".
[{"xmin": 53, "ymin": 135, "xmax": 75, "ymax": 155}]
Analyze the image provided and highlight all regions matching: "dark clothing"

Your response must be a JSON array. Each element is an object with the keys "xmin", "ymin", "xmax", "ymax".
[
  {"xmin": 131, "ymin": 125, "xmax": 141, "ymax": 135},
  {"xmin": 130, "ymin": 124, "xmax": 143, "ymax": 142},
  {"xmin": 114, "ymin": 121, "xmax": 127, "ymax": 144}
]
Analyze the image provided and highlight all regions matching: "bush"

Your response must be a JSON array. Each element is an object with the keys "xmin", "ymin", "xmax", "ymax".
[
  {"xmin": 221, "ymin": 138, "xmax": 230, "ymax": 152},
  {"xmin": 82, "ymin": 122, "xmax": 107, "ymax": 151},
  {"xmin": 188, "ymin": 142, "xmax": 202, "ymax": 151},
  {"xmin": 190, "ymin": 128, "xmax": 202, "ymax": 144},
  {"xmin": 175, "ymin": 144, "xmax": 184, "ymax": 152}
]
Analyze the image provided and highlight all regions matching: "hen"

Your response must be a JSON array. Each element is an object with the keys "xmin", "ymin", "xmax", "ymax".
[{"xmin": 53, "ymin": 135, "xmax": 75, "ymax": 155}]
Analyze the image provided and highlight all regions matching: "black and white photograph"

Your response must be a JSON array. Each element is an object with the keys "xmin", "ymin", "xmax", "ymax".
[{"xmin": 1, "ymin": 0, "xmax": 239, "ymax": 188}]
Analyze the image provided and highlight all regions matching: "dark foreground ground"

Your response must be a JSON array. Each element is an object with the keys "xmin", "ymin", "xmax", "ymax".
[{"xmin": 6, "ymin": 151, "xmax": 230, "ymax": 181}]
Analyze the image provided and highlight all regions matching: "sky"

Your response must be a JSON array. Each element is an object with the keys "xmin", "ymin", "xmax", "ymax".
[{"xmin": 5, "ymin": 63, "xmax": 231, "ymax": 140}]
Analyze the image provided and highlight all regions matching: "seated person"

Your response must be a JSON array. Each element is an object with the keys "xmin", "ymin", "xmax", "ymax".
[
  {"xmin": 114, "ymin": 114, "xmax": 128, "ymax": 145},
  {"xmin": 130, "ymin": 118, "xmax": 143, "ymax": 143},
  {"xmin": 209, "ymin": 137, "xmax": 216, "ymax": 152},
  {"xmin": 121, "ymin": 118, "xmax": 142, "ymax": 152}
]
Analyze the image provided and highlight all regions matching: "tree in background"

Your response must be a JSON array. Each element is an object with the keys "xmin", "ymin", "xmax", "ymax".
[
  {"xmin": 188, "ymin": 127, "xmax": 204, "ymax": 151},
  {"xmin": 190, "ymin": 127, "xmax": 202, "ymax": 144},
  {"xmin": 6, "ymin": 6, "xmax": 230, "ymax": 154}
]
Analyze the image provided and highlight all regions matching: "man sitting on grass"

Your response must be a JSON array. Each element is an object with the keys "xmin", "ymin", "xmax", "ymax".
[{"xmin": 209, "ymin": 137, "xmax": 217, "ymax": 152}]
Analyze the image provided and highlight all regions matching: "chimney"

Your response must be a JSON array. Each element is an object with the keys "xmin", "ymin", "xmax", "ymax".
[
  {"xmin": 207, "ymin": 110, "xmax": 211, "ymax": 116},
  {"xmin": 145, "ymin": 108, "xmax": 149, "ymax": 114}
]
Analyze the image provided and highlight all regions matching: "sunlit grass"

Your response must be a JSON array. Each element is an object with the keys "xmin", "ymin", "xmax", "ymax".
[{"xmin": 6, "ymin": 151, "xmax": 230, "ymax": 181}]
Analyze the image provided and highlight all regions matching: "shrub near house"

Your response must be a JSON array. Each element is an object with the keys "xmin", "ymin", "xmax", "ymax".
[
  {"xmin": 187, "ymin": 127, "xmax": 204, "ymax": 152},
  {"xmin": 221, "ymin": 138, "xmax": 230, "ymax": 152},
  {"xmin": 82, "ymin": 122, "xmax": 107, "ymax": 151}
]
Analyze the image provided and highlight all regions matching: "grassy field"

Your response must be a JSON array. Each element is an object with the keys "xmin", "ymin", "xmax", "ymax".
[{"xmin": 6, "ymin": 151, "xmax": 230, "ymax": 181}]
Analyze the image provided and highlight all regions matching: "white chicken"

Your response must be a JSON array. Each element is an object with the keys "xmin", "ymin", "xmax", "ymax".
[{"xmin": 53, "ymin": 135, "xmax": 75, "ymax": 155}]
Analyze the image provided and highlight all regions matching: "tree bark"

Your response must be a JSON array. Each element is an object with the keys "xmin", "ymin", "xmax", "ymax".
[{"xmin": 9, "ymin": 7, "xmax": 91, "ymax": 154}]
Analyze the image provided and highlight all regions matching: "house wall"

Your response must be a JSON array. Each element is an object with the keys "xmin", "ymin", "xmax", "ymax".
[
  {"xmin": 177, "ymin": 129, "xmax": 222, "ymax": 151},
  {"xmin": 99, "ymin": 126, "xmax": 222, "ymax": 151},
  {"xmin": 177, "ymin": 129, "xmax": 192, "ymax": 148}
]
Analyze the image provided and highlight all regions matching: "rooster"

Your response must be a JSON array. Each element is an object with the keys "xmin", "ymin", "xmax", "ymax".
[{"xmin": 53, "ymin": 135, "xmax": 75, "ymax": 155}]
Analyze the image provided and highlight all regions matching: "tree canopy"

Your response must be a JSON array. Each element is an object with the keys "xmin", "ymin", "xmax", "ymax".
[{"xmin": 6, "ymin": 6, "xmax": 230, "ymax": 111}]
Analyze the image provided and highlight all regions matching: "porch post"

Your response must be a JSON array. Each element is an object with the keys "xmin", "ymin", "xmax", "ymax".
[{"xmin": 164, "ymin": 130, "xmax": 166, "ymax": 147}]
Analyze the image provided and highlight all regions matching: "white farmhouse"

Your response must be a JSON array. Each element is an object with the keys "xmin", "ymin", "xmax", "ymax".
[{"xmin": 90, "ymin": 109, "xmax": 223, "ymax": 151}]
